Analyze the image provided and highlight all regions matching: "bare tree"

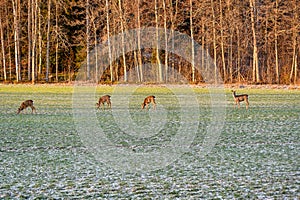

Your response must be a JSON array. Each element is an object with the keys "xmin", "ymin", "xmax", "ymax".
[
  {"xmin": 0, "ymin": 0, "xmax": 299, "ymax": 84},
  {"xmin": 118, "ymin": 0, "xmax": 127, "ymax": 82},
  {"xmin": 249, "ymin": 0, "xmax": 259, "ymax": 83},
  {"xmin": 0, "ymin": 11, "xmax": 6, "ymax": 81},
  {"xmin": 105, "ymin": 0, "xmax": 113, "ymax": 82},
  {"xmin": 236, "ymin": 28, "xmax": 241, "ymax": 83},
  {"xmin": 136, "ymin": 0, "xmax": 143, "ymax": 82},
  {"xmin": 219, "ymin": 0, "xmax": 226, "ymax": 82},
  {"xmin": 155, "ymin": 0, "xmax": 162, "ymax": 82},
  {"xmin": 190, "ymin": 0, "xmax": 195, "ymax": 82},
  {"xmin": 86, "ymin": 0, "xmax": 90, "ymax": 80},
  {"xmin": 210, "ymin": 0, "xmax": 217, "ymax": 83},
  {"xmin": 274, "ymin": 0, "xmax": 279, "ymax": 83},
  {"xmin": 290, "ymin": 0, "xmax": 299, "ymax": 84},
  {"xmin": 90, "ymin": 10, "xmax": 99, "ymax": 83},
  {"xmin": 5, "ymin": 2, "xmax": 12, "ymax": 80},
  {"xmin": 55, "ymin": 0, "xmax": 59, "ymax": 82},
  {"xmin": 46, "ymin": 0, "xmax": 51, "ymax": 82},
  {"xmin": 31, "ymin": 0, "xmax": 38, "ymax": 84},
  {"xmin": 27, "ymin": 0, "xmax": 31, "ymax": 81},
  {"xmin": 225, "ymin": 0, "xmax": 235, "ymax": 83},
  {"xmin": 169, "ymin": 0, "xmax": 178, "ymax": 82},
  {"xmin": 163, "ymin": 0, "xmax": 168, "ymax": 82},
  {"xmin": 38, "ymin": 3, "xmax": 42, "ymax": 78},
  {"xmin": 12, "ymin": 0, "xmax": 20, "ymax": 82}
]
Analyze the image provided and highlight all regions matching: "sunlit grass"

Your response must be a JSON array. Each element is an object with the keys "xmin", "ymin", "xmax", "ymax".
[{"xmin": 0, "ymin": 84, "xmax": 299, "ymax": 198}]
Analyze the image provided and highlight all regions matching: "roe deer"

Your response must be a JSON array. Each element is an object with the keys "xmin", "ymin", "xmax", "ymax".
[
  {"xmin": 17, "ymin": 100, "xmax": 36, "ymax": 114},
  {"xmin": 231, "ymin": 90, "xmax": 249, "ymax": 109},
  {"xmin": 141, "ymin": 95, "xmax": 156, "ymax": 110},
  {"xmin": 96, "ymin": 95, "xmax": 111, "ymax": 109}
]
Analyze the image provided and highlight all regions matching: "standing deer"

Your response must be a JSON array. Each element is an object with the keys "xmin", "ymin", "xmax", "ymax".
[
  {"xmin": 231, "ymin": 90, "xmax": 249, "ymax": 109},
  {"xmin": 141, "ymin": 95, "xmax": 156, "ymax": 110},
  {"xmin": 96, "ymin": 95, "xmax": 111, "ymax": 109},
  {"xmin": 17, "ymin": 100, "xmax": 36, "ymax": 114}
]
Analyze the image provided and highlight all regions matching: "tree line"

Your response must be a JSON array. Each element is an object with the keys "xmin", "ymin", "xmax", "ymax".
[{"xmin": 0, "ymin": 0, "xmax": 299, "ymax": 84}]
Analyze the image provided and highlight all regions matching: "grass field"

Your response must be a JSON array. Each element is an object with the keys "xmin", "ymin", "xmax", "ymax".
[{"xmin": 0, "ymin": 84, "xmax": 299, "ymax": 199}]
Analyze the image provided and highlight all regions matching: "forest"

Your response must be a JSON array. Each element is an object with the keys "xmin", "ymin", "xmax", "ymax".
[{"xmin": 0, "ymin": 0, "xmax": 299, "ymax": 84}]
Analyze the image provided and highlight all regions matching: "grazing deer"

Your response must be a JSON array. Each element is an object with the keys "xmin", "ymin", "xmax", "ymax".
[
  {"xmin": 141, "ymin": 95, "xmax": 156, "ymax": 110},
  {"xmin": 231, "ymin": 90, "xmax": 249, "ymax": 109},
  {"xmin": 17, "ymin": 100, "xmax": 36, "ymax": 114},
  {"xmin": 96, "ymin": 95, "xmax": 111, "ymax": 109}
]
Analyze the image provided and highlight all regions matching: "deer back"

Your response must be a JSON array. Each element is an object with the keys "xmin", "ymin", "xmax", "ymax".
[
  {"xmin": 99, "ymin": 95, "xmax": 111, "ymax": 103},
  {"xmin": 17, "ymin": 100, "xmax": 34, "ymax": 113},
  {"xmin": 145, "ymin": 96, "xmax": 155, "ymax": 103},
  {"xmin": 142, "ymin": 96, "xmax": 155, "ymax": 109},
  {"xmin": 21, "ymin": 100, "xmax": 34, "ymax": 108}
]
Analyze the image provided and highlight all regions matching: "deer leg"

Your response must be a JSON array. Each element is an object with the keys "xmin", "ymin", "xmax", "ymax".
[
  {"xmin": 245, "ymin": 99, "xmax": 249, "ymax": 109},
  {"xmin": 233, "ymin": 101, "xmax": 237, "ymax": 109},
  {"xmin": 30, "ymin": 106, "xmax": 36, "ymax": 113},
  {"xmin": 152, "ymin": 102, "xmax": 156, "ymax": 110}
]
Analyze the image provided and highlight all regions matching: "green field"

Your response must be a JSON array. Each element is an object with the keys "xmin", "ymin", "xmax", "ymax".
[{"xmin": 0, "ymin": 85, "xmax": 299, "ymax": 199}]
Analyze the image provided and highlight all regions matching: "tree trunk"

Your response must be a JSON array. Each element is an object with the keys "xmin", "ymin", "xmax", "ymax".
[
  {"xmin": 190, "ymin": 0, "xmax": 195, "ymax": 82},
  {"xmin": 219, "ymin": 0, "xmax": 226, "ymax": 82},
  {"xmin": 31, "ymin": 0, "xmax": 37, "ymax": 84},
  {"xmin": 12, "ymin": 0, "xmax": 20, "ymax": 82},
  {"xmin": 17, "ymin": 0, "xmax": 21, "ymax": 80},
  {"xmin": 0, "ymin": 15, "xmax": 6, "ymax": 81},
  {"xmin": 46, "ymin": 0, "xmax": 51, "ymax": 82},
  {"xmin": 210, "ymin": 0, "xmax": 217, "ymax": 83},
  {"xmin": 118, "ymin": 0, "xmax": 127, "ymax": 82},
  {"xmin": 295, "ymin": 54, "xmax": 298, "ymax": 84},
  {"xmin": 201, "ymin": 18, "xmax": 205, "ymax": 82},
  {"xmin": 227, "ymin": 0, "xmax": 233, "ymax": 83},
  {"xmin": 86, "ymin": 0, "xmax": 90, "ymax": 80},
  {"xmin": 170, "ymin": 0, "xmax": 178, "ymax": 82},
  {"xmin": 163, "ymin": 0, "xmax": 168, "ymax": 82},
  {"xmin": 290, "ymin": 28, "xmax": 298, "ymax": 85},
  {"xmin": 5, "ymin": 1, "xmax": 12, "ymax": 81},
  {"xmin": 27, "ymin": 0, "xmax": 31, "ymax": 81},
  {"xmin": 136, "ymin": 0, "xmax": 143, "ymax": 82},
  {"xmin": 290, "ymin": 0, "xmax": 298, "ymax": 85},
  {"xmin": 38, "ymin": 4, "xmax": 42, "ymax": 78},
  {"xmin": 105, "ymin": 0, "xmax": 113, "ymax": 82},
  {"xmin": 250, "ymin": 0, "xmax": 259, "ymax": 83},
  {"xmin": 55, "ymin": 0, "xmax": 59, "ymax": 82},
  {"xmin": 264, "ymin": 9, "xmax": 271, "ymax": 83},
  {"xmin": 133, "ymin": 51, "xmax": 140, "ymax": 82},
  {"xmin": 155, "ymin": 0, "xmax": 162, "ymax": 82},
  {"xmin": 92, "ymin": 20, "xmax": 98, "ymax": 83},
  {"xmin": 274, "ymin": 0, "xmax": 279, "ymax": 83},
  {"xmin": 229, "ymin": 33, "xmax": 233, "ymax": 83},
  {"xmin": 237, "ymin": 28, "xmax": 241, "ymax": 83}
]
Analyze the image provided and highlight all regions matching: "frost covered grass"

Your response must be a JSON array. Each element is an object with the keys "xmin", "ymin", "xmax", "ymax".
[{"xmin": 0, "ymin": 85, "xmax": 299, "ymax": 199}]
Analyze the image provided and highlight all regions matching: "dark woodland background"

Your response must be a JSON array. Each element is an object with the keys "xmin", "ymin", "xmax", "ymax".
[{"xmin": 0, "ymin": 0, "xmax": 299, "ymax": 84}]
